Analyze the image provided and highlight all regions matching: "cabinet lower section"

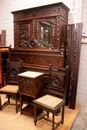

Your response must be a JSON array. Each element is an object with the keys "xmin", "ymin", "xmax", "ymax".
[{"xmin": 21, "ymin": 103, "xmax": 42, "ymax": 116}]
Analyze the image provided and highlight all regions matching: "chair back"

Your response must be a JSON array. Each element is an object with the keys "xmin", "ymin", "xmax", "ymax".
[
  {"xmin": 6, "ymin": 60, "xmax": 22, "ymax": 85},
  {"xmin": 48, "ymin": 64, "xmax": 68, "ymax": 100}
]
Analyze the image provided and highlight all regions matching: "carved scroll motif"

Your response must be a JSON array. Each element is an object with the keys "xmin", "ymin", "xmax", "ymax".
[
  {"xmin": 14, "ymin": 16, "xmax": 67, "ymax": 50},
  {"xmin": 14, "ymin": 22, "xmax": 55, "ymax": 49},
  {"xmin": 19, "ymin": 26, "xmax": 29, "ymax": 47},
  {"xmin": 10, "ymin": 68, "xmax": 18, "ymax": 77},
  {"xmin": 51, "ymin": 75, "xmax": 62, "ymax": 88}
]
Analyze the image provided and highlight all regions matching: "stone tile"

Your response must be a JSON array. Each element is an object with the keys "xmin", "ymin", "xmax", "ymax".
[{"xmin": 71, "ymin": 106, "xmax": 87, "ymax": 130}]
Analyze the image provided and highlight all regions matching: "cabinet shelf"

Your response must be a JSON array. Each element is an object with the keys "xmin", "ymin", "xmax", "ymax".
[{"xmin": 21, "ymin": 104, "xmax": 42, "ymax": 116}]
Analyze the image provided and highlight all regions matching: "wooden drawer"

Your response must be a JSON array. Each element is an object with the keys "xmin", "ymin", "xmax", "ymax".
[
  {"xmin": 18, "ymin": 72, "xmax": 44, "ymax": 98},
  {"xmin": 19, "ymin": 80, "xmax": 35, "ymax": 96}
]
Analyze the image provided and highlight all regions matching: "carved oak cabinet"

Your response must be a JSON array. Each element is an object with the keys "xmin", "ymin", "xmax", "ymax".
[{"xmin": 9, "ymin": 2, "xmax": 70, "ymax": 106}]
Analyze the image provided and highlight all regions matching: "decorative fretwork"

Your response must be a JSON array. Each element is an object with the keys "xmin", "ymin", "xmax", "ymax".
[
  {"xmin": 29, "ymin": 37, "xmax": 55, "ymax": 49},
  {"xmin": 51, "ymin": 75, "xmax": 62, "ymax": 88},
  {"xmin": 10, "ymin": 68, "xmax": 18, "ymax": 77}
]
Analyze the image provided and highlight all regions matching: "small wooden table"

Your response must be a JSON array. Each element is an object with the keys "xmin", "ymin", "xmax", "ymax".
[{"xmin": 18, "ymin": 71, "xmax": 44, "ymax": 116}]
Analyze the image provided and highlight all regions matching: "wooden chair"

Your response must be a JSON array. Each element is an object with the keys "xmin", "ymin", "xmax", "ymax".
[
  {"xmin": 0, "ymin": 60, "xmax": 22, "ymax": 113},
  {"xmin": 33, "ymin": 65, "xmax": 67, "ymax": 130}
]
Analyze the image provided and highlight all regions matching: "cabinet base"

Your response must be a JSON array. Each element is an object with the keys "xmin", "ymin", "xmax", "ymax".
[{"xmin": 21, "ymin": 104, "xmax": 42, "ymax": 116}]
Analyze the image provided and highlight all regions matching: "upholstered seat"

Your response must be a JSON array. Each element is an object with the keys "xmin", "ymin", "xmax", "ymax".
[
  {"xmin": 35, "ymin": 95, "xmax": 63, "ymax": 108},
  {"xmin": 0, "ymin": 85, "xmax": 18, "ymax": 93}
]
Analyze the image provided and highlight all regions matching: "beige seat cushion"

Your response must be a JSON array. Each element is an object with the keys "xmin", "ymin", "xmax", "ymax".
[
  {"xmin": 35, "ymin": 95, "xmax": 63, "ymax": 108},
  {"xmin": 0, "ymin": 85, "xmax": 19, "ymax": 93}
]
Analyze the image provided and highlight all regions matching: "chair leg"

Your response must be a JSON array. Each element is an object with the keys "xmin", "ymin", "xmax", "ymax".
[
  {"xmin": 7, "ymin": 95, "xmax": 11, "ymax": 104},
  {"xmin": 47, "ymin": 111, "xmax": 49, "ymax": 118},
  {"xmin": 52, "ymin": 114, "xmax": 55, "ymax": 130},
  {"xmin": 20, "ymin": 94, "xmax": 23, "ymax": 114},
  {"xmin": 15, "ymin": 94, "xmax": 18, "ymax": 113},
  {"xmin": 61, "ymin": 105, "xmax": 65, "ymax": 124}
]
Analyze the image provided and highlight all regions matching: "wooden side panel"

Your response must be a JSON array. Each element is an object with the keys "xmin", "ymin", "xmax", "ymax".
[
  {"xmin": 9, "ymin": 49, "xmax": 65, "ymax": 68},
  {"xmin": 66, "ymin": 23, "xmax": 83, "ymax": 109}
]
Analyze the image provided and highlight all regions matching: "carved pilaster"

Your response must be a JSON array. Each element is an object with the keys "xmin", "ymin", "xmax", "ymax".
[{"xmin": 67, "ymin": 23, "xmax": 83, "ymax": 109}]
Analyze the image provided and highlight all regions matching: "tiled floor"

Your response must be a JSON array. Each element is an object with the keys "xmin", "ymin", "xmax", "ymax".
[
  {"xmin": 71, "ymin": 105, "xmax": 87, "ymax": 130},
  {"xmin": 0, "ymin": 94, "xmax": 85, "ymax": 130}
]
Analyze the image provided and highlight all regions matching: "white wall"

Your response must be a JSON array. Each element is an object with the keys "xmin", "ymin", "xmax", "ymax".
[
  {"xmin": 0, "ymin": 0, "xmax": 87, "ymax": 106},
  {"xmin": 77, "ymin": 44, "xmax": 87, "ymax": 105},
  {"xmin": 77, "ymin": 0, "xmax": 87, "ymax": 106},
  {"xmin": 82, "ymin": 0, "xmax": 87, "ymax": 28}
]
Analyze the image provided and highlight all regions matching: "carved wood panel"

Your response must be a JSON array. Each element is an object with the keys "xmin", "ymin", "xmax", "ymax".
[
  {"xmin": 9, "ymin": 49, "xmax": 65, "ymax": 67},
  {"xmin": 12, "ymin": 2, "xmax": 69, "ymax": 50},
  {"xmin": 66, "ymin": 23, "xmax": 83, "ymax": 109}
]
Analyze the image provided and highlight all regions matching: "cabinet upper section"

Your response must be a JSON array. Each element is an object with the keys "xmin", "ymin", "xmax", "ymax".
[{"xmin": 11, "ymin": 2, "xmax": 69, "ymax": 50}]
